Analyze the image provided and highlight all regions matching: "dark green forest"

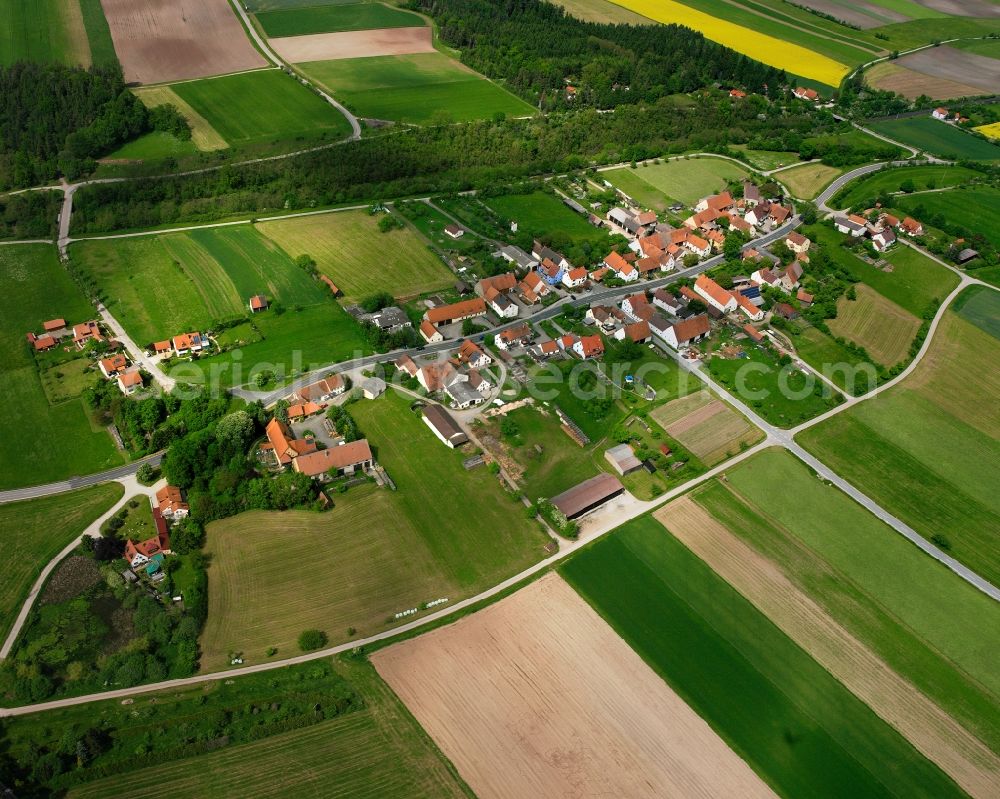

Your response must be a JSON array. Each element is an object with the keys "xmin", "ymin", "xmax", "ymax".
[{"xmin": 409, "ymin": 0, "xmax": 786, "ymax": 106}]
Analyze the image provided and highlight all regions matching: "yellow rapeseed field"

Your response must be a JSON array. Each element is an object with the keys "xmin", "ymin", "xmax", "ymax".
[
  {"xmin": 975, "ymin": 122, "xmax": 1000, "ymax": 141},
  {"xmin": 615, "ymin": 0, "xmax": 849, "ymax": 87}
]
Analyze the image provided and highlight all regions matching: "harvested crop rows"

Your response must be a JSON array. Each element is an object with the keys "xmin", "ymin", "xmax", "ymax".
[
  {"xmin": 866, "ymin": 61, "xmax": 985, "ymax": 101},
  {"xmin": 374, "ymin": 573, "xmax": 777, "ymax": 799},
  {"xmin": 892, "ymin": 46, "xmax": 1000, "ymax": 96},
  {"xmin": 656, "ymin": 495, "xmax": 1000, "ymax": 799},
  {"xmin": 828, "ymin": 283, "xmax": 921, "ymax": 366},
  {"xmin": 99, "ymin": 0, "xmax": 266, "ymax": 84},
  {"xmin": 133, "ymin": 85, "xmax": 227, "ymax": 150},
  {"xmin": 651, "ymin": 391, "xmax": 761, "ymax": 465},
  {"xmin": 270, "ymin": 27, "xmax": 434, "ymax": 62}
]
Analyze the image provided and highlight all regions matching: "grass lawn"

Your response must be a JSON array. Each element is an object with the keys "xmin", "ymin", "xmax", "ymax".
[
  {"xmin": 601, "ymin": 167, "xmax": 673, "ymax": 212},
  {"xmin": 483, "ymin": 192, "xmax": 608, "ymax": 248},
  {"xmin": 258, "ymin": 210, "xmax": 454, "ymax": 301},
  {"xmin": 799, "ymin": 296, "xmax": 1000, "ymax": 587},
  {"xmin": 561, "ymin": 513, "xmax": 964, "ymax": 799},
  {"xmin": 832, "ymin": 164, "xmax": 979, "ymax": 209},
  {"xmin": 0, "ymin": 484, "xmax": 123, "ymax": 644},
  {"xmin": 692, "ymin": 475, "xmax": 1000, "ymax": 753},
  {"xmin": 299, "ymin": 52, "xmax": 534, "ymax": 124},
  {"xmin": 869, "ymin": 116, "xmax": 1000, "ymax": 161},
  {"xmin": 806, "ymin": 223, "xmax": 958, "ymax": 315},
  {"xmin": 618, "ymin": 157, "xmax": 750, "ymax": 207},
  {"xmin": 397, "ymin": 201, "xmax": 479, "ymax": 251},
  {"xmin": 38, "ymin": 358, "xmax": 99, "ymax": 404},
  {"xmin": 729, "ymin": 146, "xmax": 799, "ymax": 171},
  {"xmin": 776, "ymin": 162, "xmax": 842, "ymax": 199},
  {"xmin": 0, "ymin": 0, "xmax": 90, "ymax": 66},
  {"xmin": 167, "ymin": 302, "xmax": 370, "ymax": 388},
  {"xmin": 73, "ymin": 225, "xmax": 328, "ymax": 345},
  {"xmin": 896, "ymin": 187, "xmax": 1000, "ymax": 249},
  {"xmin": 199, "ymin": 391, "xmax": 547, "ymax": 669},
  {"xmin": 256, "ymin": 2, "xmax": 424, "ymax": 36},
  {"xmin": 706, "ymin": 345, "xmax": 841, "ymax": 428},
  {"xmin": 956, "ymin": 284, "xmax": 1000, "ymax": 339},
  {"xmin": 0, "ymin": 245, "xmax": 124, "ymax": 489},
  {"xmin": 171, "ymin": 70, "xmax": 352, "ymax": 147},
  {"xmin": 782, "ymin": 322, "xmax": 874, "ymax": 394},
  {"xmin": 827, "ymin": 283, "xmax": 921, "ymax": 366},
  {"xmin": 104, "ymin": 131, "xmax": 199, "ymax": 161}
]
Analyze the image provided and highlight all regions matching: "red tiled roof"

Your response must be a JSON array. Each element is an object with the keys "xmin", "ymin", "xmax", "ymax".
[
  {"xmin": 33, "ymin": 335, "xmax": 57, "ymax": 351},
  {"xmin": 623, "ymin": 321, "xmax": 651, "ymax": 342},
  {"xmin": 293, "ymin": 439, "xmax": 372, "ymax": 476},
  {"xmin": 425, "ymin": 298, "xmax": 486, "ymax": 325},
  {"xmin": 578, "ymin": 334, "xmax": 604, "ymax": 357},
  {"xmin": 319, "ymin": 275, "xmax": 340, "ymax": 294},
  {"xmin": 43, "ymin": 319, "xmax": 65, "ymax": 332},
  {"xmin": 604, "ymin": 251, "xmax": 629, "ymax": 272},
  {"xmin": 743, "ymin": 323, "xmax": 764, "ymax": 341},
  {"xmin": 671, "ymin": 314, "xmax": 711, "ymax": 343},
  {"xmin": 118, "ymin": 372, "xmax": 142, "ymax": 388},
  {"xmin": 695, "ymin": 275, "xmax": 733, "ymax": 307}
]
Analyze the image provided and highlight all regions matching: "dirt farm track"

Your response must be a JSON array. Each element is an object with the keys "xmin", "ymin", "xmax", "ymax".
[
  {"xmin": 100, "ymin": 0, "xmax": 266, "ymax": 84},
  {"xmin": 373, "ymin": 573, "xmax": 777, "ymax": 799}
]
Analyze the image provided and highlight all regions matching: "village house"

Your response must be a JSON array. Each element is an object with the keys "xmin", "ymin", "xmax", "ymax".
[
  {"xmin": 495, "ymin": 245, "xmax": 538, "ymax": 271},
  {"xmin": 615, "ymin": 320, "xmax": 652, "ymax": 344},
  {"xmin": 531, "ymin": 241, "xmax": 569, "ymax": 269},
  {"xmin": 495, "ymin": 323, "xmax": 533, "ymax": 351},
  {"xmin": 292, "ymin": 439, "xmax": 374, "ymax": 479},
  {"xmin": 683, "ymin": 233, "xmax": 711, "ymax": 259},
  {"xmin": 249, "ymin": 295, "xmax": 268, "ymax": 313},
  {"xmin": 420, "ymin": 320, "xmax": 444, "ymax": 343},
  {"xmin": 659, "ymin": 314, "xmax": 711, "ymax": 349},
  {"xmin": 785, "ymin": 232, "xmax": 811, "ymax": 254},
  {"xmin": 418, "ymin": 361, "xmax": 458, "ymax": 393},
  {"xmin": 476, "ymin": 273, "xmax": 518, "ymax": 299},
  {"xmin": 28, "ymin": 333, "xmax": 57, "ymax": 352},
  {"xmin": 360, "ymin": 305, "xmax": 412, "ymax": 334},
  {"xmin": 743, "ymin": 323, "xmax": 765, "ymax": 343},
  {"xmin": 444, "ymin": 223, "xmax": 464, "ymax": 239},
  {"xmin": 607, "ymin": 207, "xmax": 642, "ymax": 236},
  {"xmin": 456, "ymin": 339, "xmax": 492, "ymax": 370},
  {"xmin": 734, "ymin": 292, "xmax": 765, "ymax": 322},
  {"xmin": 743, "ymin": 183, "xmax": 763, "ymax": 207},
  {"xmin": 932, "ymin": 107, "xmax": 949, "ymax": 121},
  {"xmin": 872, "ymin": 228, "xmax": 896, "ymax": 253},
  {"xmin": 835, "ymin": 216, "xmax": 867, "ymax": 237},
  {"xmin": 395, "ymin": 354, "xmax": 418, "ymax": 377},
  {"xmin": 603, "ymin": 251, "xmax": 638, "ymax": 282},
  {"xmin": 695, "ymin": 191, "xmax": 733, "ymax": 214},
  {"xmin": 537, "ymin": 257, "xmax": 566, "ymax": 285},
  {"xmin": 774, "ymin": 302, "xmax": 799, "ymax": 321},
  {"xmin": 362, "ymin": 377, "xmax": 386, "ymax": 399},
  {"xmin": 297, "ymin": 375, "xmax": 346, "ymax": 404},
  {"xmin": 172, "ymin": 332, "xmax": 209, "ymax": 357},
  {"xmin": 729, "ymin": 88, "xmax": 746, "ymax": 99},
  {"xmin": 557, "ymin": 334, "xmax": 579, "ymax": 352},
  {"xmin": 422, "ymin": 404, "xmax": 469, "ymax": 448},
  {"xmin": 125, "ymin": 525, "xmax": 171, "ymax": 570},
  {"xmin": 572, "ymin": 334, "xmax": 605, "ymax": 360},
  {"xmin": 43, "ymin": 319, "xmax": 67, "ymax": 336},
  {"xmin": 468, "ymin": 369, "xmax": 493, "ymax": 394},
  {"xmin": 73, "ymin": 321, "xmax": 103, "ymax": 349},
  {"xmin": 694, "ymin": 275, "xmax": 737, "ymax": 313},
  {"xmin": 153, "ymin": 340, "xmax": 171, "ymax": 356},
  {"xmin": 424, "ymin": 298, "xmax": 487, "ymax": 326},
  {"xmin": 652, "ymin": 288, "xmax": 681, "ymax": 315},
  {"xmin": 156, "ymin": 485, "xmax": 189, "ymax": 520},
  {"xmin": 562, "ymin": 266, "xmax": 588, "ymax": 289},
  {"xmin": 517, "ymin": 271, "xmax": 549, "ymax": 304},
  {"xmin": 445, "ymin": 377, "xmax": 486, "ymax": 409},
  {"xmin": 264, "ymin": 418, "xmax": 317, "ymax": 468},
  {"xmin": 288, "ymin": 402, "xmax": 323, "ymax": 422},
  {"xmin": 117, "ymin": 371, "xmax": 143, "ymax": 396},
  {"xmin": 530, "ymin": 339, "xmax": 559, "ymax": 359},
  {"xmin": 781, "ymin": 261, "xmax": 804, "ymax": 291},
  {"xmin": 586, "ymin": 305, "xmax": 626, "ymax": 332},
  {"xmin": 99, "ymin": 354, "xmax": 128, "ymax": 379},
  {"xmin": 793, "ymin": 86, "xmax": 819, "ymax": 102},
  {"xmin": 797, "ymin": 289, "xmax": 814, "ymax": 306},
  {"xmin": 899, "ymin": 217, "xmax": 924, "ymax": 237},
  {"xmin": 485, "ymin": 286, "xmax": 518, "ymax": 318}
]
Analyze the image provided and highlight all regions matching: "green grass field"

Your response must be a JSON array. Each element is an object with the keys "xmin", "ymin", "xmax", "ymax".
[
  {"xmin": 729, "ymin": 145, "xmax": 799, "ymax": 171},
  {"xmin": 897, "ymin": 187, "xmax": 1000, "ymax": 249},
  {"xmin": 299, "ymin": 52, "xmax": 534, "ymax": 124},
  {"xmin": 199, "ymin": 390, "xmax": 547, "ymax": 669},
  {"xmin": 397, "ymin": 201, "xmax": 479, "ymax": 251},
  {"xmin": 782, "ymin": 322, "xmax": 874, "ymax": 394},
  {"xmin": 616, "ymin": 158, "xmax": 750, "ymax": 206},
  {"xmin": 776, "ymin": 162, "xmax": 842, "ymax": 199},
  {"xmin": 806, "ymin": 223, "xmax": 958, "ymax": 315},
  {"xmin": 0, "ymin": 245, "xmax": 124, "ymax": 489},
  {"xmin": 799, "ymin": 294, "xmax": 1000, "ymax": 587},
  {"xmin": 483, "ymin": 192, "xmax": 608, "ymax": 247},
  {"xmin": 256, "ymin": 2, "xmax": 425, "ymax": 36},
  {"xmin": 171, "ymin": 70, "xmax": 352, "ymax": 147},
  {"xmin": 104, "ymin": 131, "xmax": 199, "ymax": 161},
  {"xmin": 948, "ymin": 38, "xmax": 1000, "ymax": 59},
  {"xmin": 601, "ymin": 167, "xmax": 672, "ymax": 212},
  {"xmin": 0, "ymin": 0, "xmax": 88, "ymax": 66},
  {"xmin": 258, "ymin": 209, "xmax": 454, "ymax": 301},
  {"xmin": 561, "ymin": 513, "xmax": 965, "ymax": 799},
  {"xmin": 11, "ymin": 658, "xmax": 470, "ymax": 798},
  {"xmin": 707, "ymin": 346, "xmax": 841, "ymax": 427},
  {"xmin": 832, "ymin": 164, "xmax": 980, "ymax": 209},
  {"xmin": 692, "ymin": 472, "xmax": 1000, "ymax": 753},
  {"xmin": 0, "ymin": 484, "xmax": 122, "ymax": 644},
  {"xmin": 956, "ymin": 284, "xmax": 1000, "ymax": 339},
  {"xmin": 73, "ymin": 225, "xmax": 327, "ymax": 344},
  {"xmin": 827, "ymin": 283, "xmax": 921, "ymax": 366},
  {"xmin": 869, "ymin": 116, "xmax": 1000, "ymax": 161}
]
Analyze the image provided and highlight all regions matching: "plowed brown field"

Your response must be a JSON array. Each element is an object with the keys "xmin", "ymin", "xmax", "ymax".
[
  {"xmin": 269, "ymin": 27, "xmax": 435, "ymax": 63},
  {"xmin": 374, "ymin": 573, "xmax": 777, "ymax": 799}
]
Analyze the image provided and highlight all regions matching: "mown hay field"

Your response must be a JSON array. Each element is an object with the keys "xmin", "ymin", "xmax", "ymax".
[
  {"xmin": 483, "ymin": 191, "xmax": 609, "ymax": 246},
  {"xmin": 777, "ymin": 162, "xmax": 842, "ymax": 199},
  {"xmin": 257, "ymin": 209, "xmax": 454, "ymax": 301},
  {"xmin": 133, "ymin": 85, "xmax": 228, "ymax": 151},
  {"xmin": 650, "ymin": 391, "xmax": 762, "ymax": 465},
  {"xmin": 0, "ymin": 484, "xmax": 123, "ymax": 643},
  {"xmin": 799, "ymin": 291, "xmax": 1000, "ymax": 588},
  {"xmin": 657, "ymin": 493, "xmax": 1000, "ymax": 798},
  {"xmin": 170, "ymin": 70, "xmax": 352, "ymax": 146},
  {"xmin": 612, "ymin": 0, "xmax": 850, "ymax": 86},
  {"xmin": 0, "ymin": 245, "xmax": 125, "ymax": 489},
  {"xmin": 827, "ymin": 283, "xmax": 921, "ymax": 366},
  {"xmin": 199, "ymin": 391, "xmax": 547, "ymax": 669},
  {"xmin": 375, "ymin": 573, "xmax": 777, "ymax": 799},
  {"xmin": 865, "ymin": 61, "xmax": 984, "ymax": 102},
  {"xmin": 299, "ymin": 52, "xmax": 534, "ymax": 124},
  {"xmin": 560, "ymin": 512, "xmax": 966, "ymax": 799},
  {"xmin": 68, "ymin": 660, "xmax": 471, "ymax": 799}
]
